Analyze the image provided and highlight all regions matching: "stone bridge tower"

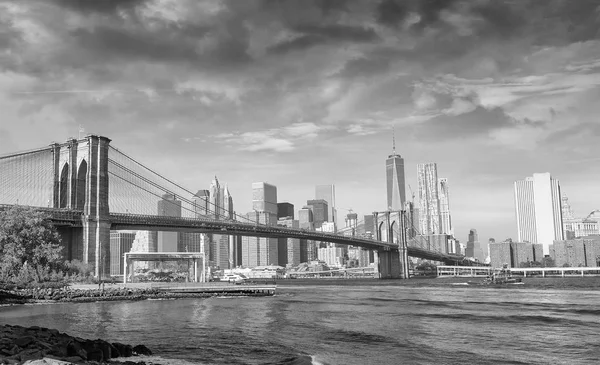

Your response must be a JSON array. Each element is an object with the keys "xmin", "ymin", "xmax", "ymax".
[
  {"xmin": 51, "ymin": 135, "xmax": 111, "ymax": 278},
  {"xmin": 373, "ymin": 210, "xmax": 410, "ymax": 279}
]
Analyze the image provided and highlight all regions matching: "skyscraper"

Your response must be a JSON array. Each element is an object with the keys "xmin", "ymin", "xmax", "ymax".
[
  {"xmin": 242, "ymin": 182, "xmax": 279, "ymax": 267},
  {"xmin": 252, "ymin": 182, "xmax": 277, "ymax": 214},
  {"xmin": 277, "ymin": 202, "xmax": 294, "ymax": 219},
  {"xmin": 466, "ymin": 229, "xmax": 481, "ymax": 261},
  {"xmin": 315, "ymin": 185, "xmax": 336, "ymax": 226},
  {"xmin": 514, "ymin": 172, "xmax": 564, "ymax": 254},
  {"xmin": 157, "ymin": 194, "xmax": 181, "ymax": 251},
  {"xmin": 386, "ymin": 134, "xmax": 406, "ymax": 211},
  {"xmin": 417, "ymin": 163, "xmax": 441, "ymax": 235},
  {"xmin": 306, "ymin": 199, "xmax": 328, "ymax": 229},
  {"xmin": 438, "ymin": 178, "xmax": 453, "ymax": 235}
]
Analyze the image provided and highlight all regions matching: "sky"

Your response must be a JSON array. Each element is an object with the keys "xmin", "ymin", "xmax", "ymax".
[{"xmin": 1, "ymin": 0, "xmax": 600, "ymax": 243}]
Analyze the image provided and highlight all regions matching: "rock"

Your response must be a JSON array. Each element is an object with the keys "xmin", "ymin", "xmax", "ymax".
[
  {"xmin": 133, "ymin": 344, "xmax": 152, "ymax": 356},
  {"xmin": 112, "ymin": 342, "xmax": 133, "ymax": 357},
  {"xmin": 86, "ymin": 348, "xmax": 104, "ymax": 362},
  {"xmin": 61, "ymin": 355, "xmax": 85, "ymax": 363},
  {"xmin": 66, "ymin": 340, "xmax": 87, "ymax": 360},
  {"xmin": 108, "ymin": 342, "xmax": 121, "ymax": 358},
  {"xmin": 14, "ymin": 336, "xmax": 35, "ymax": 348},
  {"xmin": 19, "ymin": 349, "xmax": 44, "ymax": 361}
]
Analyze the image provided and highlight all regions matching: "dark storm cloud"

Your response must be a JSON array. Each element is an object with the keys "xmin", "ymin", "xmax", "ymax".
[
  {"xmin": 47, "ymin": 0, "xmax": 148, "ymax": 14},
  {"xmin": 412, "ymin": 107, "xmax": 514, "ymax": 141}
]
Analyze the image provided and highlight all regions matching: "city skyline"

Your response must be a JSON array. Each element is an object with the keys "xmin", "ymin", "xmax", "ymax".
[{"xmin": 1, "ymin": 0, "xmax": 599, "ymax": 243}]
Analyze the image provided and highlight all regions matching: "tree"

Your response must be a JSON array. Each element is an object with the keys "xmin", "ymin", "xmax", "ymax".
[
  {"xmin": 542, "ymin": 256, "xmax": 555, "ymax": 268},
  {"xmin": 0, "ymin": 205, "xmax": 64, "ymax": 282}
]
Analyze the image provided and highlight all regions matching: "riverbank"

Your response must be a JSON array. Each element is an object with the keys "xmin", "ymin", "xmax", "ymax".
[
  {"xmin": 0, "ymin": 283, "xmax": 276, "ymax": 307},
  {"xmin": 0, "ymin": 323, "xmax": 155, "ymax": 364}
]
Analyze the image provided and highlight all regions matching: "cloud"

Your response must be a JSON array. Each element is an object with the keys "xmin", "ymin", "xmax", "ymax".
[{"xmin": 214, "ymin": 122, "xmax": 333, "ymax": 152}]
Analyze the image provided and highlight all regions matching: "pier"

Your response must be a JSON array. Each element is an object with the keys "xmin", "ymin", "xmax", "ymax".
[{"xmin": 437, "ymin": 265, "xmax": 600, "ymax": 278}]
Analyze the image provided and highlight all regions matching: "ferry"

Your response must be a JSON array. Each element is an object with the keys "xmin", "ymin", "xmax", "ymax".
[{"xmin": 483, "ymin": 264, "xmax": 523, "ymax": 285}]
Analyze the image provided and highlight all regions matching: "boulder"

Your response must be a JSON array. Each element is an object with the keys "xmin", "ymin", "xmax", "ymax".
[
  {"xmin": 112, "ymin": 342, "xmax": 133, "ymax": 357},
  {"xmin": 66, "ymin": 340, "xmax": 87, "ymax": 360},
  {"xmin": 132, "ymin": 344, "xmax": 152, "ymax": 356}
]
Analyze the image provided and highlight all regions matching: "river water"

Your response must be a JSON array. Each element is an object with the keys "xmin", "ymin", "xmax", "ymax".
[{"xmin": 1, "ymin": 278, "xmax": 599, "ymax": 365}]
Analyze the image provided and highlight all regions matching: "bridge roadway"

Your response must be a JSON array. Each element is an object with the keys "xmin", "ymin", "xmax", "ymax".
[{"xmin": 0, "ymin": 205, "xmax": 469, "ymax": 265}]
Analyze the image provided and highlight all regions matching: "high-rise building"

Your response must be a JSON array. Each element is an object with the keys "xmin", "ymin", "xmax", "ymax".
[
  {"xmin": 438, "ymin": 178, "xmax": 453, "ymax": 235},
  {"xmin": 242, "ymin": 182, "xmax": 278, "ymax": 267},
  {"xmin": 252, "ymin": 182, "xmax": 277, "ymax": 215},
  {"xmin": 386, "ymin": 136, "xmax": 406, "ymax": 210},
  {"xmin": 277, "ymin": 202, "xmax": 294, "ymax": 219},
  {"xmin": 514, "ymin": 172, "xmax": 564, "ymax": 254},
  {"xmin": 193, "ymin": 190, "xmax": 210, "ymax": 216},
  {"xmin": 466, "ymin": 229, "xmax": 480, "ymax": 260},
  {"xmin": 278, "ymin": 217, "xmax": 301, "ymax": 266},
  {"xmin": 109, "ymin": 232, "xmax": 136, "ymax": 276},
  {"xmin": 417, "ymin": 163, "xmax": 441, "ymax": 235},
  {"xmin": 242, "ymin": 210, "xmax": 278, "ymax": 267},
  {"xmin": 157, "ymin": 194, "xmax": 181, "ymax": 252},
  {"xmin": 306, "ymin": 199, "xmax": 328, "ymax": 229},
  {"xmin": 298, "ymin": 207, "xmax": 317, "ymax": 262},
  {"xmin": 315, "ymin": 185, "xmax": 337, "ymax": 226}
]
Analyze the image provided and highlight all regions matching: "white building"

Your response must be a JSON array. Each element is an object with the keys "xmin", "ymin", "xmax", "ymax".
[
  {"xmin": 318, "ymin": 247, "xmax": 345, "ymax": 268},
  {"xmin": 514, "ymin": 173, "xmax": 564, "ymax": 255},
  {"xmin": 417, "ymin": 163, "xmax": 441, "ymax": 235},
  {"xmin": 438, "ymin": 178, "xmax": 453, "ymax": 235}
]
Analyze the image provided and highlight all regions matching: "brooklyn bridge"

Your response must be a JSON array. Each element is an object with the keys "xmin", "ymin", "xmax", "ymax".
[{"xmin": 0, "ymin": 135, "xmax": 475, "ymax": 279}]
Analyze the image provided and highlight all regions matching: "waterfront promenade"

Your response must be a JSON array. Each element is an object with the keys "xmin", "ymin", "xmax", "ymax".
[{"xmin": 437, "ymin": 265, "xmax": 600, "ymax": 278}]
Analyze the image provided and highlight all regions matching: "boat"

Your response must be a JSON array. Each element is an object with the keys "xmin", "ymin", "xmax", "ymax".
[{"xmin": 483, "ymin": 264, "xmax": 523, "ymax": 285}]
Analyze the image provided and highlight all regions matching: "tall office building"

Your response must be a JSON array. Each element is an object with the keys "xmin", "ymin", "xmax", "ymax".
[
  {"xmin": 417, "ymin": 163, "xmax": 441, "ymax": 235},
  {"xmin": 277, "ymin": 202, "xmax": 294, "ymax": 219},
  {"xmin": 298, "ymin": 207, "xmax": 317, "ymax": 262},
  {"xmin": 242, "ymin": 182, "xmax": 279, "ymax": 267},
  {"xmin": 438, "ymin": 178, "xmax": 453, "ymax": 235},
  {"xmin": 252, "ymin": 182, "xmax": 278, "ymax": 214},
  {"xmin": 466, "ymin": 229, "xmax": 482, "ymax": 261},
  {"xmin": 242, "ymin": 210, "xmax": 278, "ymax": 267},
  {"xmin": 315, "ymin": 185, "xmax": 337, "ymax": 226},
  {"xmin": 193, "ymin": 190, "xmax": 210, "ymax": 216},
  {"xmin": 278, "ymin": 217, "xmax": 301, "ymax": 266},
  {"xmin": 386, "ymin": 136, "xmax": 406, "ymax": 210},
  {"xmin": 514, "ymin": 172, "xmax": 564, "ymax": 254},
  {"xmin": 157, "ymin": 194, "xmax": 181, "ymax": 252},
  {"xmin": 306, "ymin": 199, "xmax": 328, "ymax": 229}
]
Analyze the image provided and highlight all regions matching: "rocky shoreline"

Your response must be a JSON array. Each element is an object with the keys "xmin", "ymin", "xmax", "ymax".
[
  {"xmin": 0, "ymin": 324, "xmax": 155, "ymax": 364},
  {"xmin": 0, "ymin": 286, "xmax": 265, "ymax": 306}
]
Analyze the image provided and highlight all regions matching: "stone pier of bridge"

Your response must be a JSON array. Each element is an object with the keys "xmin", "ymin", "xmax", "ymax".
[{"xmin": 373, "ymin": 210, "xmax": 410, "ymax": 279}]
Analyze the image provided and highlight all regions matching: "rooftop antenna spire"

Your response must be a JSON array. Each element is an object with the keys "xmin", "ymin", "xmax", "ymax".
[{"xmin": 392, "ymin": 125, "xmax": 396, "ymax": 155}]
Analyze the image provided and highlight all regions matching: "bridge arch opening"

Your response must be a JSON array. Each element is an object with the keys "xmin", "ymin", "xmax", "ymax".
[
  {"xmin": 378, "ymin": 221, "xmax": 386, "ymax": 242},
  {"xmin": 59, "ymin": 163, "xmax": 69, "ymax": 208},
  {"xmin": 75, "ymin": 159, "xmax": 87, "ymax": 210},
  {"xmin": 390, "ymin": 221, "xmax": 397, "ymax": 244}
]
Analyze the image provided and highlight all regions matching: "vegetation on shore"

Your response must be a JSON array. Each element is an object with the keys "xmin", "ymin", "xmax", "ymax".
[{"xmin": 0, "ymin": 206, "xmax": 95, "ymax": 289}]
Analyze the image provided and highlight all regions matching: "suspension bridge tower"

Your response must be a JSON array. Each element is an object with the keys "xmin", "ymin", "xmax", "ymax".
[
  {"xmin": 373, "ymin": 210, "xmax": 410, "ymax": 279},
  {"xmin": 51, "ymin": 135, "xmax": 112, "ymax": 278}
]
